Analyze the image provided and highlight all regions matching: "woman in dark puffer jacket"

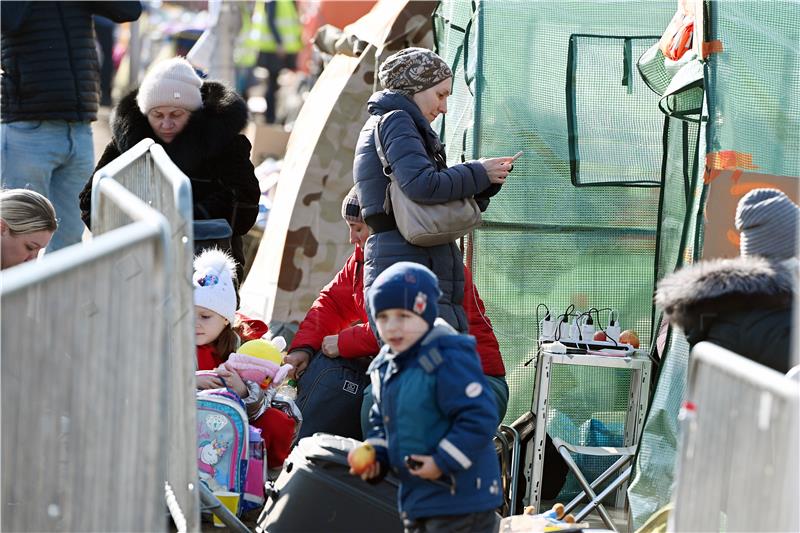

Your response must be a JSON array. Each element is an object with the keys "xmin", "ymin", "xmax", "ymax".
[
  {"xmin": 353, "ymin": 48, "xmax": 516, "ymax": 331},
  {"xmin": 79, "ymin": 57, "xmax": 260, "ymax": 279}
]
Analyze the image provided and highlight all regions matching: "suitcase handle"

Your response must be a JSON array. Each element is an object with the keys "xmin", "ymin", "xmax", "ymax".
[{"xmin": 306, "ymin": 453, "xmax": 350, "ymax": 468}]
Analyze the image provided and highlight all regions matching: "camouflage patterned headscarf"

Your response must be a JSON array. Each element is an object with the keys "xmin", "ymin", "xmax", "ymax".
[{"xmin": 378, "ymin": 47, "xmax": 453, "ymax": 96}]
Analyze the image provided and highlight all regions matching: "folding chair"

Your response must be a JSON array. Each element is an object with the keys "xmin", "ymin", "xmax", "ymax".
[{"xmin": 550, "ymin": 438, "xmax": 637, "ymax": 531}]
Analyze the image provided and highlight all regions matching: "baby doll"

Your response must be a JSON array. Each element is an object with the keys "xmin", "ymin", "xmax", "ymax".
[{"xmin": 224, "ymin": 337, "xmax": 293, "ymax": 392}]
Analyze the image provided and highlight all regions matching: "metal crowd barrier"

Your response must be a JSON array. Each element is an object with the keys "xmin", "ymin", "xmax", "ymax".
[
  {"xmin": 91, "ymin": 139, "xmax": 199, "ymax": 530},
  {"xmin": 671, "ymin": 342, "xmax": 800, "ymax": 532},
  {"xmin": 1, "ymin": 183, "xmax": 171, "ymax": 531}
]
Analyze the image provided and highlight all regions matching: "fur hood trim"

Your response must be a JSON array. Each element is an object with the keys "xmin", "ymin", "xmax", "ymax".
[
  {"xmin": 110, "ymin": 81, "xmax": 248, "ymax": 155},
  {"xmin": 656, "ymin": 256, "xmax": 794, "ymax": 329}
]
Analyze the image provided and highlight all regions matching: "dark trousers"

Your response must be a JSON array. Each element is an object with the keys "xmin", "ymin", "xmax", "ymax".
[
  {"xmin": 257, "ymin": 52, "xmax": 297, "ymax": 123},
  {"xmin": 403, "ymin": 510, "xmax": 499, "ymax": 533}
]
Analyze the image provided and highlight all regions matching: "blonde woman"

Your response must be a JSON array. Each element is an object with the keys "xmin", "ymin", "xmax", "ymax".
[{"xmin": 0, "ymin": 188, "xmax": 57, "ymax": 269}]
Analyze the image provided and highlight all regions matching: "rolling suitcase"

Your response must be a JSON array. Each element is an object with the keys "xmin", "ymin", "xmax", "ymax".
[{"xmin": 257, "ymin": 433, "xmax": 403, "ymax": 533}]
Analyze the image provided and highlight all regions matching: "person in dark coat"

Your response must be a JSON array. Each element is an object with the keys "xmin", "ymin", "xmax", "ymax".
[
  {"xmin": 0, "ymin": 1, "xmax": 142, "ymax": 252},
  {"xmin": 79, "ymin": 57, "xmax": 261, "ymax": 278},
  {"xmin": 353, "ymin": 47, "xmax": 517, "ymax": 333},
  {"xmin": 656, "ymin": 188, "xmax": 798, "ymax": 372}
]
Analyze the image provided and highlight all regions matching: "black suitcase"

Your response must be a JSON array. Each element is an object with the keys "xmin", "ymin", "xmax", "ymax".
[{"xmin": 257, "ymin": 433, "xmax": 403, "ymax": 533}]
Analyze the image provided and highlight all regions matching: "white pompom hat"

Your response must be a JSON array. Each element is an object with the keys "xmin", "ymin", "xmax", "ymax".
[
  {"xmin": 137, "ymin": 56, "xmax": 203, "ymax": 114},
  {"xmin": 193, "ymin": 248, "xmax": 237, "ymax": 323}
]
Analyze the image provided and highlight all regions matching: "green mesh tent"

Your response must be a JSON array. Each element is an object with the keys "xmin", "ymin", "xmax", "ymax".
[{"xmin": 434, "ymin": 0, "xmax": 710, "ymax": 525}]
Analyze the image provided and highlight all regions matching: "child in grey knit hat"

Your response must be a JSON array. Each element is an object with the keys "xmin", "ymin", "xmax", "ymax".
[{"xmin": 735, "ymin": 188, "xmax": 799, "ymax": 261}]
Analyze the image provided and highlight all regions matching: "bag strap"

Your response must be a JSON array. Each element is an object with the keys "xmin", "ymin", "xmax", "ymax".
[
  {"xmin": 373, "ymin": 110, "xmax": 403, "ymax": 214},
  {"xmin": 373, "ymin": 111, "xmax": 401, "ymax": 180}
]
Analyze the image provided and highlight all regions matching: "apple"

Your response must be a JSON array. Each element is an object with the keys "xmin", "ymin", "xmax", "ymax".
[
  {"xmin": 347, "ymin": 443, "xmax": 376, "ymax": 475},
  {"xmin": 619, "ymin": 330, "xmax": 640, "ymax": 349},
  {"xmin": 593, "ymin": 330, "xmax": 607, "ymax": 342}
]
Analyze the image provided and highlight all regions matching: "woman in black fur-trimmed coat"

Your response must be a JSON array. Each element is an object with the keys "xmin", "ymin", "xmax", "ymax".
[
  {"xmin": 79, "ymin": 59, "xmax": 260, "ymax": 278},
  {"xmin": 656, "ymin": 256, "xmax": 795, "ymax": 373}
]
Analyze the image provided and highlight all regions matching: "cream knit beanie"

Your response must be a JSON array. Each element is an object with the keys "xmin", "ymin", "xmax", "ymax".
[
  {"xmin": 137, "ymin": 57, "xmax": 203, "ymax": 114},
  {"xmin": 193, "ymin": 248, "xmax": 237, "ymax": 324}
]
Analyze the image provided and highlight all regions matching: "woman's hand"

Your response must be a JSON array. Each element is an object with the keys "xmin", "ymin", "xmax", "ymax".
[
  {"xmin": 407, "ymin": 454, "xmax": 443, "ymax": 480},
  {"xmin": 321, "ymin": 335, "xmax": 340, "ymax": 358},
  {"xmin": 196, "ymin": 373, "xmax": 224, "ymax": 390},
  {"xmin": 215, "ymin": 366, "xmax": 249, "ymax": 398},
  {"xmin": 479, "ymin": 156, "xmax": 516, "ymax": 184},
  {"xmin": 284, "ymin": 350, "xmax": 310, "ymax": 378}
]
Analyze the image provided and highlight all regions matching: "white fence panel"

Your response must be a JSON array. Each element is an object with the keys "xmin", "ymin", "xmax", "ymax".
[
  {"xmin": 91, "ymin": 139, "xmax": 199, "ymax": 530},
  {"xmin": 671, "ymin": 342, "xmax": 800, "ymax": 532},
  {"xmin": 1, "ymin": 195, "xmax": 170, "ymax": 531}
]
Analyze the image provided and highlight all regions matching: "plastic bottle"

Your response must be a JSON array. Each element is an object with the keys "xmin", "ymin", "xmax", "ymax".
[
  {"xmin": 272, "ymin": 378, "xmax": 302, "ymax": 438},
  {"xmin": 275, "ymin": 378, "xmax": 297, "ymax": 401}
]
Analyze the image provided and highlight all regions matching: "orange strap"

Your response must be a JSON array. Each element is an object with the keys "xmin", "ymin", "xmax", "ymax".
[
  {"xmin": 707, "ymin": 151, "xmax": 757, "ymax": 171},
  {"xmin": 702, "ymin": 40, "xmax": 723, "ymax": 57},
  {"xmin": 704, "ymin": 151, "xmax": 758, "ymax": 184}
]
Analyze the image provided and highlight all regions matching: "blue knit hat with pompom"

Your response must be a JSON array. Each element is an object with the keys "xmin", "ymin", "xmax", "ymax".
[{"xmin": 368, "ymin": 261, "xmax": 441, "ymax": 327}]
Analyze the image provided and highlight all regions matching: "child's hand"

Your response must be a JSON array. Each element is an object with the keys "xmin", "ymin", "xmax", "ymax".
[
  {"xmin": 196, "ymin": 373, "xmax": 224, "ymax": 390},
  {"xmin": 407, "ymin": 454, "xmax": 442, "ymax": 480},
  {"xmin": 351, "ymin": 461, "xmax": 381, "ymax": 481},
  {"xmin": 216, "ymin": 366, "xmax": 249, "ymax": 398}
]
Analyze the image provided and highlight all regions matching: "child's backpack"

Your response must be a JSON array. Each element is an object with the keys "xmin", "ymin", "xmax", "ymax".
[
  {"xmin": 243, "ymin": 426, "xmax": 267, "ymax": 511},
  {"xmin": 197, "ymin": 389, "xmax": 249, "ymax": 501}
]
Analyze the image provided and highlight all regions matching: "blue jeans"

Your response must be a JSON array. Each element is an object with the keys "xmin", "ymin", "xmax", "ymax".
[{"xmin": 1, "ymin": 120, "xmax": 94, "ymax": 251}]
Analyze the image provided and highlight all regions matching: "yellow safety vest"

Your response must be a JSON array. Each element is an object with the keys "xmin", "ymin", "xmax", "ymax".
[{"xmin": 242, "ymin": 0, "xmax": 302, "ymax": 58}]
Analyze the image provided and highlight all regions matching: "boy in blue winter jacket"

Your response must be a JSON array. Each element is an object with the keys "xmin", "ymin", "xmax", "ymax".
[{"xmin": 353, "ymin": 261, "xmax": 502, "ymax": 533}]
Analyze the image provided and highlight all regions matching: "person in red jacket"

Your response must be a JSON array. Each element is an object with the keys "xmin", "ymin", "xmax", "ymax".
[{"xmin": 284, "ymin": 187, "xmax": 508, "ymax": 424}]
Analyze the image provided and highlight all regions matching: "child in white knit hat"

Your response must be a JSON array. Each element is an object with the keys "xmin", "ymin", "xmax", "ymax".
[{"xmin": 194, "ymin": 248, "xmax": 296, "ymax": 467}]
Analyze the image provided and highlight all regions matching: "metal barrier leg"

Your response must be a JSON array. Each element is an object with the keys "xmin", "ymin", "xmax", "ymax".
[{"xmin": 198, "ymin": 483, "xmax": 251, "ymax": 533}]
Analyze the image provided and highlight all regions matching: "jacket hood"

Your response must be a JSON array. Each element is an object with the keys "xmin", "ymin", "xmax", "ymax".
[
  {"xmin": 655, "ymin": 256, "xmax": 794, "ymax": 331},
  {"xmin": 111, "ymin": 81, "xmax": 249, "ymax": 156}
]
